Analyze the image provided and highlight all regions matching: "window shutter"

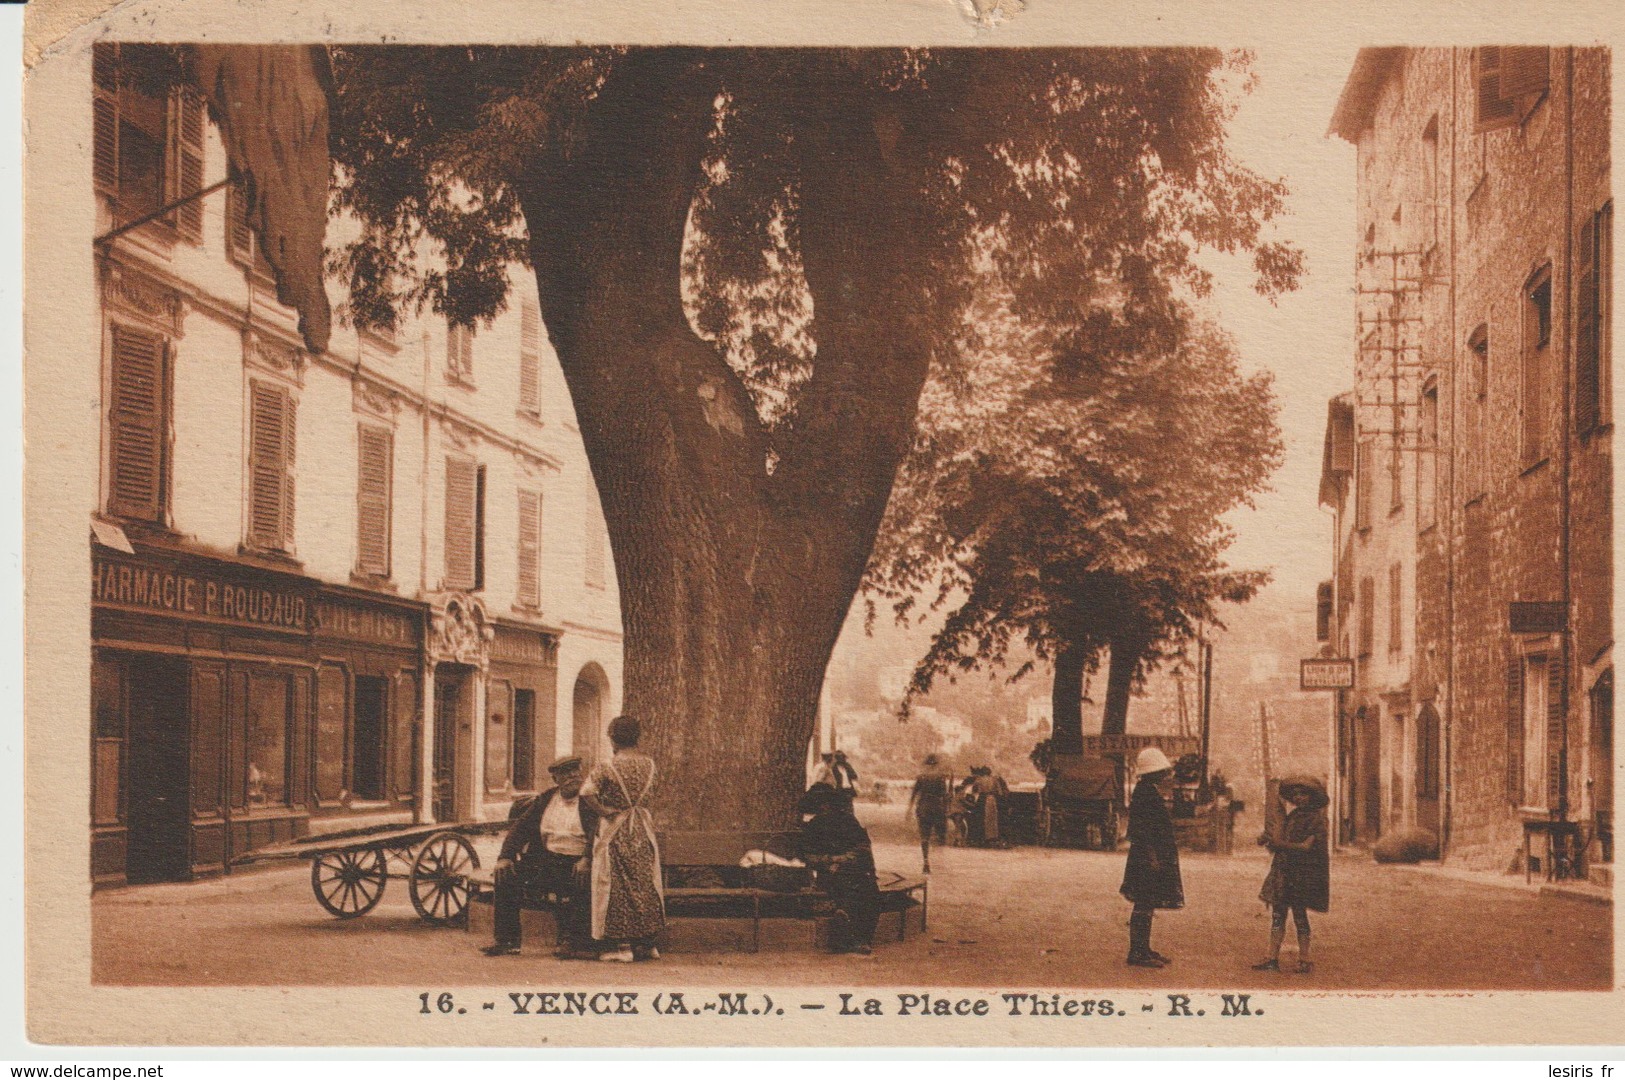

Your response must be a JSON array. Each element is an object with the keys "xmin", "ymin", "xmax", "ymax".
[
  {"xmin": 1546, "ymin": 651, "xmax": 1565, "ymax": 809},
  {"xmin": 227, "ymin": 168, "xmax": 256, "ymax": 263},
  {"xmin": 356, "ymin": 426, "xmax": 393, "ymax": 577},
  {"xmin": 168, "ymin": 90, "xmax": 205, "ymax": 242},
  {"xmin": 444, "ymin": 457, "xmax": 477, "ymax": 590},
  {"xmin": 108, "ymin": 325, "xmax": 166, "ymax": 521},
  {"xmin": 1358, "ymin": 577, "xmax": 1374, "ymax": 656},
  {"xmin": 93, "ymin": 48, "xmax": 119, "ymax": 194},
  {"xmin": 282, "ymin": 386, "xmax": 298, "ymax": 546},
  {"xmin": 447, "ymin": 324, "xmax": 474, "ymax": 379},
  {"xmin": 518, "ymin": 302, "xmax": 541, "ymax": 413},
  {"xmin": 1475, "ymin": 47, "xmax": 1519, "ymax": 131},
  {"xmin": 248, "ymin": 381, "xmax": 292, "ymax": 550},
  {"xmin": 1506, "ymin": 650, "xmax": 1524, "ymax": 804},
  {"xmin": 1501, "ymin": 46, "xmax": 1551, "ymax": 99},
  {"xmin": 1577, "ymin": 212, "xmax": 1601, "ymax": 434},
  {"xmin": 516, "ymin": 490, "xmax": 541, "ymax": 607}
]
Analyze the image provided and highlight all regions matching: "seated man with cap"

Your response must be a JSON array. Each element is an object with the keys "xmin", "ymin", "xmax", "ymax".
[{"xmin": 483, "ymin": 755, "xmax": 599, "ymax": 959}]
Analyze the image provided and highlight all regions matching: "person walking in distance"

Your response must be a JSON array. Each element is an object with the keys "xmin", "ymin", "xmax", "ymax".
[
  {"xmin": 905, "ymin": 754, "xmax": 953, "ymax": 874},
  {"xmin": 1120, "ymin": 747, "xmax": 1183, "ymax": 968},
  {"xmin": 1252, "ymin": 776, "xmax": 1331, "ymax": 974}
]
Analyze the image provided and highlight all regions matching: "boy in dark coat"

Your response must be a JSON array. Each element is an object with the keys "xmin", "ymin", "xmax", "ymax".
[
  {"xmin": 1253, "ymin": 775, "xmax": 1330, "ymax": 973},
  {"xmin": 1120, "ymin": 747, "xmax": 1183, "ymax": 968},
  {"xmin": 795, "ymin": 785, "xmax": 882, "ymax": 956}
]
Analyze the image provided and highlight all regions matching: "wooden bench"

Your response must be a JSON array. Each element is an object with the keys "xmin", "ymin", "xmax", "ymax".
[{"xmin": 466, "ymin": 828, "xmax": 927, "ymax": 953}]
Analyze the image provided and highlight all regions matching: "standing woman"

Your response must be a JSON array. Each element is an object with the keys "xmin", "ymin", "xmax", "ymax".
[
  {"xmin": 578, "ymin": 715, "xmax": 665, "ymax": 962},
  {"xmin": 1120, "ymin": 747, "xmax": 1183, "ymax": 968},
  {"xmin": 1252, "ymin": 776, "xmax": 1330, "ymax": 974}
]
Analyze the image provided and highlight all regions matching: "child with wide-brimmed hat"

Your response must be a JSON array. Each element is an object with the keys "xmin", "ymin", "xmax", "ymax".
[{"xmin": 1253, "ymin": 775, "xmax": 1331, "ymax": 974}]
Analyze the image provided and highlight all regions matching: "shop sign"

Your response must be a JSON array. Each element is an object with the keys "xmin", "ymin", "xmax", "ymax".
[
  {"xmin": 492, "ymin": 626, "xmax": 553, "ymax": 667},
  {"xmin": 1300, "ymin": 657, "xmax": 1355, "ymax": 690},
  {"xmin": 314, "ymin": 595, "xmax": 420, "ymax": 648},
  {"xmin": 1079, "ymin": 734, "xmax": 1201, "ymax": 757},
  {"xmin": 92, "ymin": 552, "xmax": 310, "ymax": 631}
]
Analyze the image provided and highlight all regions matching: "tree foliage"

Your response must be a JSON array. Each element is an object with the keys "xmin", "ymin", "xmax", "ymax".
[
  {"xmin": 866, "ymin": 303, "xmax": 1285, "ymax": 732},
  {"xmin": 196, "ymin": 45, "xmax": 1300, "ymax": 826}
]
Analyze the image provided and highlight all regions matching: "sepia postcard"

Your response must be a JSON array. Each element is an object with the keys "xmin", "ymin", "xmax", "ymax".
[{"xmin": 19, "ymin": 0, "xmax": 1625, "ymax": 1049}]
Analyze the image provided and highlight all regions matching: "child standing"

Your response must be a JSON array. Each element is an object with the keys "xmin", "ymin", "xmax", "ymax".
[
  {"xmin": 1253, "ymin": 776, "xmax": 1330, "ymax": 974},
  {"xmin": 1120, "ymin": 747, "xmax": 1183, "ymax": 968}
]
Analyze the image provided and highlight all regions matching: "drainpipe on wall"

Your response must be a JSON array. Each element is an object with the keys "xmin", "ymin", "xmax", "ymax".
[
  {"xmin": 1559, "ymin": 47, "xmax": 1575, "ymax": 822},
  {"xmin": 1443, "ymin": 46, "xmax": 1459, "ymax": 861}
]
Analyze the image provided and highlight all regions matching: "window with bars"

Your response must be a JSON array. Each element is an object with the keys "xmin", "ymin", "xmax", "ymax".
[
  {"xmin": 1474, "ymin": 46, "xmax": 1550, "ymax": 132},
  {"xmin": 446, "ymin": 323, "xmax": 475, "ymax": 384},
  {"xmin": 518, "ymin": 301, "xmax": 542, "ymax": 417},
  {"xmin": 516, "ymin": 490, "xmax": 543, "ymax": 609},
  {"xmin": 1522, "ymin": 266, "xmax": 1552, "ymax": 468},
  {"xmin": 1577, "ymin": 202, "xmax": 1613, "ymax": 436},
  {"xmin": 444, "ymin": 457, "xmax": 486, "ymax": 591},
  {"xmin": 106, "ymin": 323, "xmax": 170, "ymax": 523},
  {"xmin": 93, "ymin": 44, "xmax": 204, "ymax": 241},
  {"xmin": 355, "ymin": 425, "xmax": 393, "ymax": 578},
  {"xmin": 247, "ymin": 380, "xmax": 297, "ymax": 553}
]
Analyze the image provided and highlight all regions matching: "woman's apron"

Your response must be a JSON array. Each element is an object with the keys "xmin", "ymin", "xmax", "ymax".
[{"xmin": 590, "ymin": 755, "xmax": 665, "ymax": 941}]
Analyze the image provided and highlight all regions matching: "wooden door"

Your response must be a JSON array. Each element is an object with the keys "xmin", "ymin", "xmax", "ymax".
[{"xmin": 125, "ymin": 657, "xmax": 191, "ymax": 883}]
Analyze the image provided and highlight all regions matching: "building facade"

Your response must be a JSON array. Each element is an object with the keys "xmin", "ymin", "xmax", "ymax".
[
  {"xmin": 90, "ymin": 45, "xmax": 622, "ymax": 885},
  {"xmin": 1322, "ymin": 47, "xmax": 1611, "ymax": 877}
]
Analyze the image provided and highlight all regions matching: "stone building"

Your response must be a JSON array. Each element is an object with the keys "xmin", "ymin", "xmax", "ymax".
[
  {"xmin": 1322, "ymin": 47, "xmax": 1611, "ymax": 879},
  {"xmin": 89, "ymin": 45, "xmax": 622, "ymax": 885}
]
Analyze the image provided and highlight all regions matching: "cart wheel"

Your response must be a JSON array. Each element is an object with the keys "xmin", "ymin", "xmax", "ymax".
[
  {"xmin": 311, "ymin": 848, "xmax": 388, "ymax": 919},
  {"xmin": 409, "ymin": 831, "xmax": 480, "ymax": 925}
]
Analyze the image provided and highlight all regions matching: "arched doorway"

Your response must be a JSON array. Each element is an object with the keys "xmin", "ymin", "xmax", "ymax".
[{"xmin": 571, "ymin": 664, "xmax": 609, "ymax": 763}]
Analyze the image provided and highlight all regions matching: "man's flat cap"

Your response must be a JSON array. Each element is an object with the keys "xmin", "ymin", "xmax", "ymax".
[{"xmin": 548, "ymin": 755, "xmax": 584, "ymax": 775}]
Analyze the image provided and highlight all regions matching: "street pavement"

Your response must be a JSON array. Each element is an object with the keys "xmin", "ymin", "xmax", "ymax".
[{"xmin": 92, "ymin": 804, "xmax": 1611, "ymax": 990}]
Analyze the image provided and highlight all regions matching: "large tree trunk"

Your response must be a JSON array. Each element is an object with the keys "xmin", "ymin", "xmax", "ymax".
[
  {"xmin": 518, "ymin": 51, "xmax": 941, "ymax": 829},
  {"xmin": 1049, "ymin": 639, "xmax": 1090, "ymax": 755},
  {"xmin": 1101, "ymin": 635, "xmax": 1147, "ymax": 738}
]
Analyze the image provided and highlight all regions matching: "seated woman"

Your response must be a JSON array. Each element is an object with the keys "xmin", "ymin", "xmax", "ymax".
[{"xmin": 794, "ymin": 785, "xmax": 881, "ymax": 956}]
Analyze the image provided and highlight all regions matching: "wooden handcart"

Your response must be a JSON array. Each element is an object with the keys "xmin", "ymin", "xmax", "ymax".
[{"xmin": 231, "ymin": 820, "xmax": 509, "ymax": 925}]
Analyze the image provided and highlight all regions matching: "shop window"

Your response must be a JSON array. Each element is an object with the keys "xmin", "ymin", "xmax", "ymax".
[
  {"xmin": 1577, "ymin": 202, "xmax": 1613, "ymax": 436},
  {"xmin": 516, "ymin": 490, "xmax": 542, "ymax": 609},
  {"xmin": 1417, "ymin": 377, "xmax": 1438, "ymax": 529},
  {"xmin": 106, "ymin": 323, "xmax": 171, "ymax": 523},
  {"xmin": 1521, "ymin": 266, "xmax": 1552, "ymax": 469},
  {"xmin": 1387, "ymin": 563, "xmax": 1403, "ymax": 654},
  {"xmin": 247, "ymin": 380, "xmax": 298, "ymax": 554},
  {"xmin": 93, "ymin": 44, "xmax": 205, "ymax": 241},
  {"xmin": 512, "ymin": 689, "xmax": 536, "ymax": 792},
  {"xmin": 444, "ymin": 457, "xmax": 485, "ymax": 592},
  {"xmin": 355, "ymin": 425, "xmax": 393, "ymax": 579},
  {"xmin": 446, "ymin": 322, "xmax": 475, "ymax": 385},
  {"xmin": 518, "ymin": 300, "xmax": 541, "ymax": 417},
  {"xmin": 1474, "ymin": 46, "xmax": 1550, "ymax": 132},
  {"xmin": 92, "ymin": 656, "xmax": 125, "ymax": 826},
  {"xmin": 1358, "ymin": 576, "xmax": 1375, "ymax": 658},
  {"xmin": 246, "ymin": 672, "xmax": 290, "ymax": 807},
  {"xmin": 352, "ymin": 676, "xmax": 388, "ymax": 802},
  {"xmin": 314, "ymin": 665, "xmax": 347, "ymax": 805}
]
